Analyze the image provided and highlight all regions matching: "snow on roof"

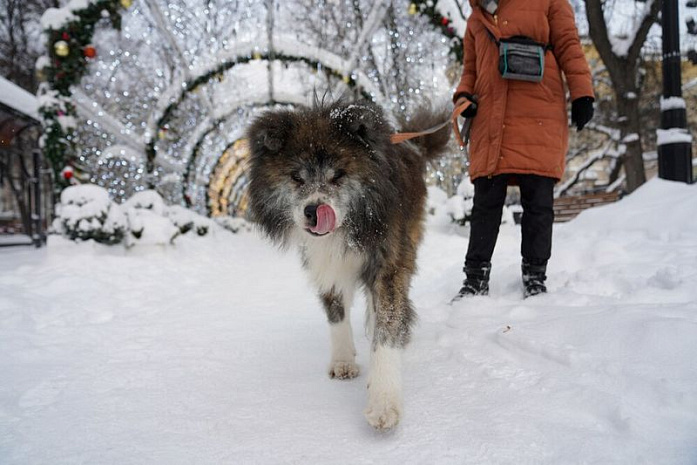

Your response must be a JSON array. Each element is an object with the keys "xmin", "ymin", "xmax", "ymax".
[{"xmin": 0, "ymin": 76, "xmax": 39, "ymax": 120}]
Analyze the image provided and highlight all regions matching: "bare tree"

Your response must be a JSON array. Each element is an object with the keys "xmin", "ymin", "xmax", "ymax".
[
  {"xmin": 584, "ymin": 0, "xmax": 662, "ymax": 193},
  {"xmin": 0, "ymin": 0, "xmax": 59, "ymax": 92},
  {"xmin": 289, "ymin": 0, "xmax": 450, "ymax": 114}
]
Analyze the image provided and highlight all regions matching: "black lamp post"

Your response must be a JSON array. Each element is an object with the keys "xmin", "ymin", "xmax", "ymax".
[{"xmin": 657, "ymin": 0, "xmax": 694, "ymax": 183}]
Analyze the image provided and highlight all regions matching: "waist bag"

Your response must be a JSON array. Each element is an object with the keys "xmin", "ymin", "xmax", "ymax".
[{"xmin": 486, "ymin": 29, "xmax": 552, "ymax": 83}]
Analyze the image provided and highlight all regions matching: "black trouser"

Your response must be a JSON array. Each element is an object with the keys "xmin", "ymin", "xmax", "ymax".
[{"xmin": 465, "ymin": 174, "xmax": 555, "ymax": 268}]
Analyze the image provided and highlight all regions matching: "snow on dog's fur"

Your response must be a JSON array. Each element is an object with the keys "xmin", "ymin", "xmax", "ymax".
[{"xmin": 246, "ymin": 100, "xmax": 450, "ymax": 430}]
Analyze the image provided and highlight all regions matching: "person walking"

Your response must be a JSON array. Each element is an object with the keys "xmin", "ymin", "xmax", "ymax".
[{"xmin": 452, "ymin": 0, "xmax": 595, "ymax": 299}]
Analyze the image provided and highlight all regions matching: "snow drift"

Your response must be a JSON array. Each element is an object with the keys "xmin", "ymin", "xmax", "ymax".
[{"xmin": 1, "ymin": 178, "xmax": 696, "ymax": 464}]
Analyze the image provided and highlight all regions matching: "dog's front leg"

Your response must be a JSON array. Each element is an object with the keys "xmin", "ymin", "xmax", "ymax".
[
  {"xmin": 364, "ymin": 269, "xmax": 415, "ymax": 431},
  {"xmin": 320, "ymin": 288, "xmax": 359, "ymax": 380}
]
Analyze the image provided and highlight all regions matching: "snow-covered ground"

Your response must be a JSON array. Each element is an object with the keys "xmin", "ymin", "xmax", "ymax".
[{"xmin": 1, "ymin": 178, "xmax": 696, "ymax": 464}]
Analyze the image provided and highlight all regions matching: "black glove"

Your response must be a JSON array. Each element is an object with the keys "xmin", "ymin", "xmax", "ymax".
[
  {"xmin": 571, "ymin": 96, "xmax": 594, "ymax": 131},
  {"xmin": 455, "ymin": 93, "xmax": 478, "ymax": 118}
]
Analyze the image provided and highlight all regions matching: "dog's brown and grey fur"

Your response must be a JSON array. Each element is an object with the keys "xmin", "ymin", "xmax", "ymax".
[{"xmin": 246, "ymin": 100, "xmax": 450, "ymax": 430}]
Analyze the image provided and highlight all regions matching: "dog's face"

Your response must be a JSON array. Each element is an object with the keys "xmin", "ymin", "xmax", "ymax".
[{"xmin": 246, "ymin": 102, "xmax": 392, "ymax": 245}]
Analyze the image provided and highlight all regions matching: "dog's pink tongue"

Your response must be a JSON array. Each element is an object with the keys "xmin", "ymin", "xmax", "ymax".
[{"xmin": 311, "ymin": 205, "xmax": 336, "ymax": 235}]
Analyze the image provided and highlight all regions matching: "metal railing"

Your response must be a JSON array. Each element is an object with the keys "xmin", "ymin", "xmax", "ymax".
[{"xmin": 0, "ymin": 148, "xmax": 52, "ymax": 248}]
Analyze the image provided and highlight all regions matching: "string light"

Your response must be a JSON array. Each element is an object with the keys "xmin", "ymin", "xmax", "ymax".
[{"xmin": 49, "ymin": 0, "xmax": 455, "ymax": 208}]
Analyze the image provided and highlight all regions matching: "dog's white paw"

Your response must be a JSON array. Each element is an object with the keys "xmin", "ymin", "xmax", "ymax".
[
  {"xmin": 328, "ymin": 360, "xmax": 360, "ymax": 379},
  {"xmin": 364, "ymin": 393, "xmax": 402, "ymax": 431}
]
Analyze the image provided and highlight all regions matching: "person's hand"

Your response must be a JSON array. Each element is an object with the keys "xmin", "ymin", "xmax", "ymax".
[
  {"xmin": 571, "ymin": 96, "xmax": 594, "ymax": 131},
  {"xmin": 455, "ymin": 93, "xmax": 478, "ymax": 118}
]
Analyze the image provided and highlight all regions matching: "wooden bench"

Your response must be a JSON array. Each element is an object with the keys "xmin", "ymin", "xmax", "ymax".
[{"xmin": 553, "ymin": 191, "xmax": 621, "ymax": 222}]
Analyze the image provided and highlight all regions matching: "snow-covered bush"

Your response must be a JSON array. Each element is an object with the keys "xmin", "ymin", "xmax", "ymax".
[
  {"xmin": 445, "ymin": 176, "xmax": 476, "ymax": 225},
  {"xmin": 120, "ymin": 190, "xmax": 178, "ymax": 246},
  {"xmin": 165, "ymin": 205, "xmax": 213, "ymax": 236},
  {"xmin": 55, "ymin": 185, "xmax": 126, "ymax": 245},
  {"xmin": 430, "ymin": 176, "xmax": 515, "ymax": 226},
  {"xmin": 122, "ymin": 190, "xmax": 166, "ymax": 215},
  {"xmin": 215, "ymin": 216, "xmax": 252, "ymax": 234},
  {"xmin": 54, "ymin": 185, "xmax": 225, "ymax": 247},
  {"xmin": 124, "ymin": 209, "xmax": 180, "ymax": 247},
  {"xmin": 426, "ymin": 186, "xmax": 448, "ymax": 215}
]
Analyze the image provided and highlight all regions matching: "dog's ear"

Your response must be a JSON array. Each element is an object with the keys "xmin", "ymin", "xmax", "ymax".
[
  {"xmin": 247, "ymin": 110, "xmax": 294, "ymax": 155},
  {"xmin": 331, "ymin": 103, "xmax": 386, "ymax": 147}
]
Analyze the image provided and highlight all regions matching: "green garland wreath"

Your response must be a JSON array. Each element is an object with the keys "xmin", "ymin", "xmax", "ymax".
[{"xmin": 38, "ymin": 0, "xmax": 124, "ymax": 191}]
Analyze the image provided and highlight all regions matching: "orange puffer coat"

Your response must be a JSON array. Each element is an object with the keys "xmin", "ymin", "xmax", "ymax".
[{"xmin": 454, "ymin": 0, "xmax": 594, "ymax": 181}]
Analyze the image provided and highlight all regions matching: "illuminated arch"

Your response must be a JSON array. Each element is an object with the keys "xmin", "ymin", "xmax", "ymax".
[
  {"xmin": 207, "ymin": 139, "xmax": 251, "ymax": 218},
  {"xmin": 39, "ymin": 0, "xmax": 456, "ymax": 205},
  {"xmin": 146, "ymin": 40, "xmax": 387, "ymax": 174}
]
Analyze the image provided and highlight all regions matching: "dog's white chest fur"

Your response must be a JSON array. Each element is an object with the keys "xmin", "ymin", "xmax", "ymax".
[{"xmin": 301, "ymin": 233, "xmax": 365, "ymax": 294}]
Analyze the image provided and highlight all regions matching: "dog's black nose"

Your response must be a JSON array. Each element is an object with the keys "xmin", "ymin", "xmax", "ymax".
[{"xmin": 304, "ymin": 205, "xmax": 318, "ymax": 226}]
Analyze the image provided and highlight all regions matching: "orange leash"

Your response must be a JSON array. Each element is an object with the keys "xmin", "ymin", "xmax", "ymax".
[{"xmin": 389, "ymin": 99, "xmax": 474, "ymax": 148}]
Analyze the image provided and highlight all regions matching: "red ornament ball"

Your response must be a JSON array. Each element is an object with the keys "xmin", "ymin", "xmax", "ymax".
[
  {"xmin": 62, "ymin": 167, "xmax": 74, "ymax": 180},
  {"xmin": 84, "ymin": 45, "xmax": 97, "ymax": 58},
  {"xmin": 441, "ymin": 17, "xmax": 450, "ymax": 26},
  {"xmin": 62, "ymin": 32, "xmax": 70, "ymax": 40}
]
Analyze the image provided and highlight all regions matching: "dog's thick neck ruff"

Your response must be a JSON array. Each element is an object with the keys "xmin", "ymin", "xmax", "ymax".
[{"xmin": 300, "ymin": 231, "xmax": 365, "ymax": 294}]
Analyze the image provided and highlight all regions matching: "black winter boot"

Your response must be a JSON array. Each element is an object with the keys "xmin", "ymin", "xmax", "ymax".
[
  {"xmin": 522, "ymin": 260, "xmax": 547, "ymax": 298},
  {"xmin": 451, "ymin": 262, "xmax": 492, "ymax": 303}
]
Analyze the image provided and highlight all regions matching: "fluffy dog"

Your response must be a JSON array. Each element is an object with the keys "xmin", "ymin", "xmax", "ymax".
[{"xmin": 246, "ymin": 100, "xmax": 450, "ymax": 430}]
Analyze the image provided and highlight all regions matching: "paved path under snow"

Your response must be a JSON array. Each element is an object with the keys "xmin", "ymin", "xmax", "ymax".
[{"xmin": 1, "ymin": 180, "xmax": 696, "ymax": 464}]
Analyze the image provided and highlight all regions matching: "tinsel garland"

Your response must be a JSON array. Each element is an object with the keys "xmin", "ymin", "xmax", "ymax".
[{"xmin": 38, "ymin": 0, "xmax": 123, "ymax": 191}]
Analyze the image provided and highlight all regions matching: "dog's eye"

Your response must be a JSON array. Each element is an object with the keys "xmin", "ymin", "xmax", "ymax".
[
  {"xmin": 290, "ymin": 172, "xmax": 304, "ymax": 185},
  {"xmin": 331, "ymin": 169, "xmax": 346, "ymax": 184}
]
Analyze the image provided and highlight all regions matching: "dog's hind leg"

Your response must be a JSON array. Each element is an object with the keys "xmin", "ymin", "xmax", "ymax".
[
  {"xmin": 363, "ymin": 267, "xmax": 416, "ymax": 431},
  {"xmin": 320, "ymin": 287, "xmax": 359, "ymax": 380}
]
